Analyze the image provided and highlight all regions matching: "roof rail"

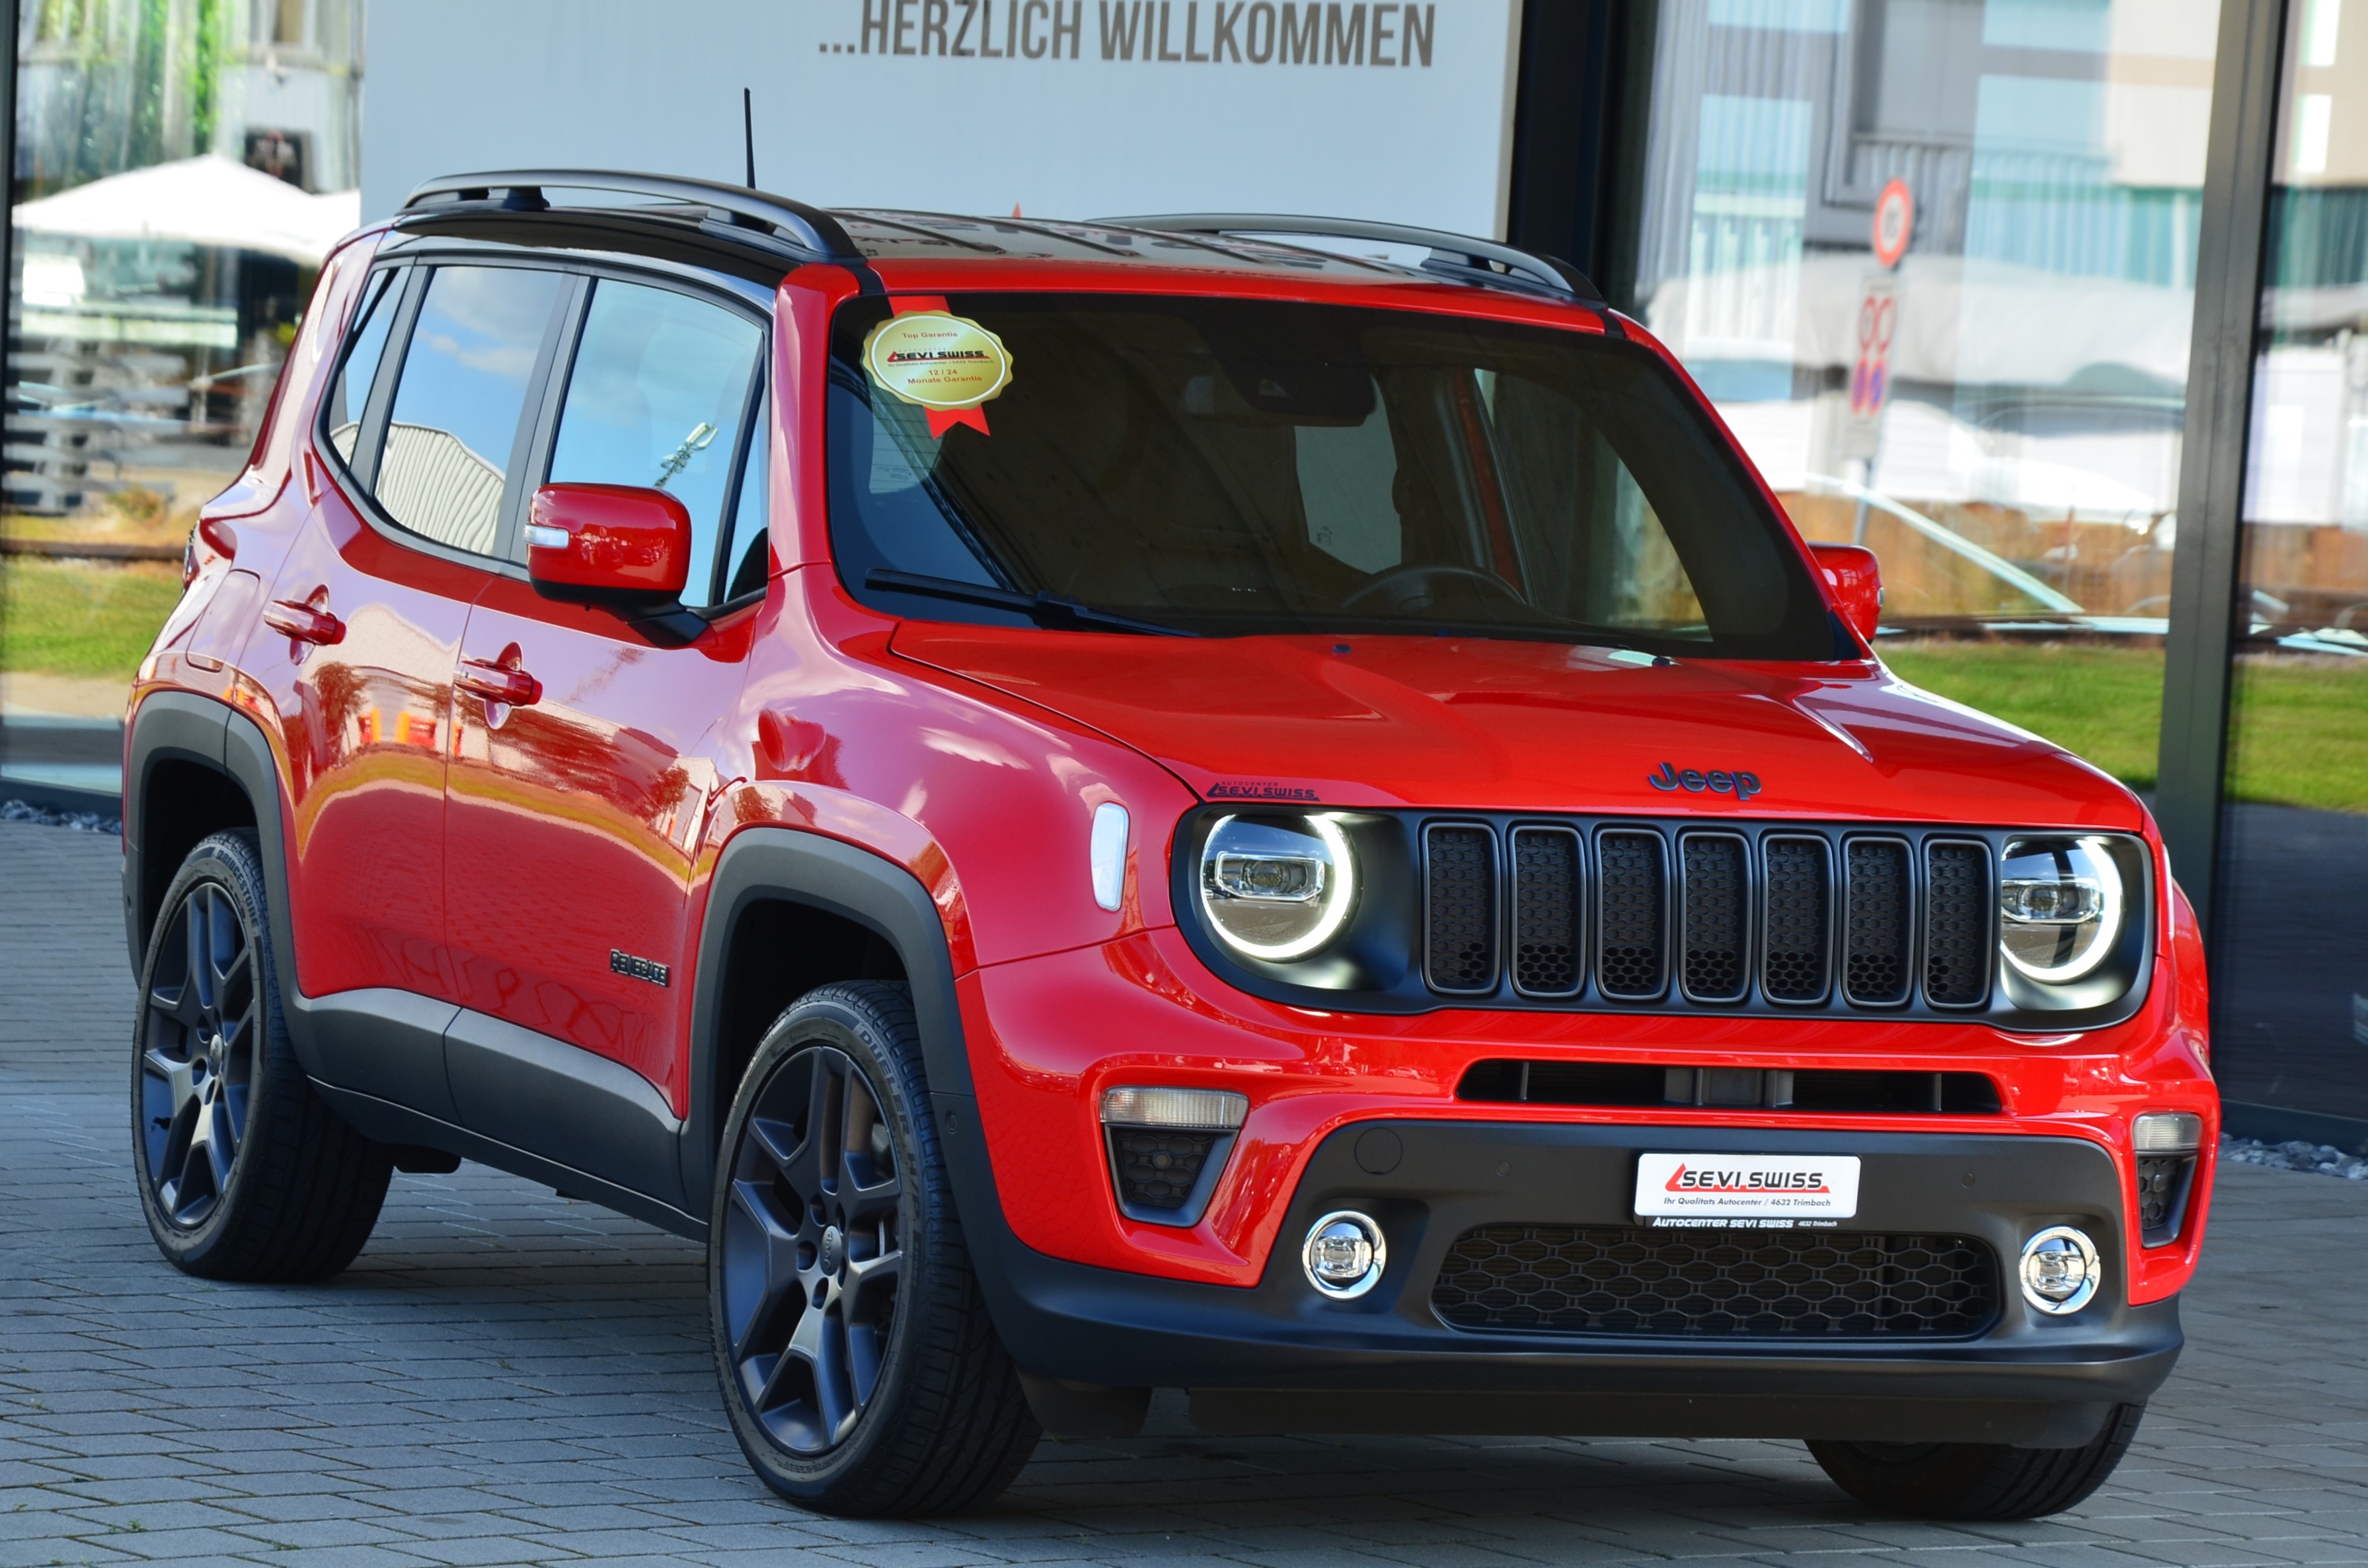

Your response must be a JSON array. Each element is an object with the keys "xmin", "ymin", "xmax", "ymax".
[
  {"xmin": 401, "ymin": 169, "xmax": 866, "ymax": 265},
  {"xmin": 1098, "ymin": 213, "xmax": 1608, "ymax": 306}
]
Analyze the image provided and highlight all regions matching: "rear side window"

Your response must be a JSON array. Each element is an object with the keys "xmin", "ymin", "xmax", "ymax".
[
  {"xmin": 377, "ymin": 266, "xmax": 568, "ymax": 557},
  {"xmin": 546, "ymin": 279, "xmax": 764, "ymax": 608},
  {"xmin": 325, "ymin": 269, "xmax": 397, "ymax": 463}
]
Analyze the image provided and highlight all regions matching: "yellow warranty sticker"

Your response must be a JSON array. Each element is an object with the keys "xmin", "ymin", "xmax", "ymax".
[{"xmin": 862, "ymin": 312, "xmax": 1014, "ymax": 412}]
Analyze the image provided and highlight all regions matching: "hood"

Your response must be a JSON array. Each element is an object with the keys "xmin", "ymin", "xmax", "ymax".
[{"xmin": 890, "ymin": 625, "xmax": 2145, "ymax": 830}]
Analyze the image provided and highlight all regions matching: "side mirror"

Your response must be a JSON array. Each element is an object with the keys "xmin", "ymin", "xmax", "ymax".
[
  {"xmin": 1810, "ymin": 542, "xmax": 1882, "ymax": 644},
  {"xmin": 526, "ymin": 483, "xmax": 691, "ymax": 602}
]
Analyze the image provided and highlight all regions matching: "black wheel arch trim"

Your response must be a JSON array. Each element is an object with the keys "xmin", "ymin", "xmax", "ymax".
[{"xmin": 680, "ymin": 826, "xmax": 983, "ymax": 1206}]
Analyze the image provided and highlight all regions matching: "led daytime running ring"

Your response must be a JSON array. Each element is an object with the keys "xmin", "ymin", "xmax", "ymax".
[{"xmin": 1200, "ymin": 813, "xmax": 1357, "ymax": 962}]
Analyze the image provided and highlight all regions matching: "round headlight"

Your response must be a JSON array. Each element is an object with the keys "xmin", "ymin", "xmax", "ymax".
[
  {"xmin": 1199, "ymin": 813, "xmax": 1356, "ymax": 961},
  {"xmin": 1999, "ymin": 837, "xmax": 2123, "ymax": 984}
]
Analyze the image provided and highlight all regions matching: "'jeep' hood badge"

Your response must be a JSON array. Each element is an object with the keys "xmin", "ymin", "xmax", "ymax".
[{"xmin": 1648, "ymin": 762, "xmax": 1762, "ymax": 801}]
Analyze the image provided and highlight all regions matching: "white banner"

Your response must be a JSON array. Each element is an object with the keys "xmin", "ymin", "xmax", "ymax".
[{"xmin": 363, "ymin": 1, "xmax": 1525, "ymax": 239}]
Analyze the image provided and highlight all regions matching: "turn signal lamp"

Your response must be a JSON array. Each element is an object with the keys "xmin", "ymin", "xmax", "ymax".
[
  {"xmin": 2133, "ymin": 1112, "xmax": 2203, "ymax": 1154},
  {"xmin": 1098, "ymin": 1086, "xmax": 1246, "ymax": 1131}
]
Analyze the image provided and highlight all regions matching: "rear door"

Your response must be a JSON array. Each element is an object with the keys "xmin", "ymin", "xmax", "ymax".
[
  {"xmin": 443, "ymin": 270, "xmax": 768, "ymax": 1113},
  {"xmin": 256, "ymin": 260, "xmax": 572, "ymax": 1023}
]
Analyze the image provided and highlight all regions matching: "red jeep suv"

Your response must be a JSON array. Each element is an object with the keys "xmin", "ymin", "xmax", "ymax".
[{"xmin": 124, "ymin": 171, "xmax": 2216, "ymax": 1522}]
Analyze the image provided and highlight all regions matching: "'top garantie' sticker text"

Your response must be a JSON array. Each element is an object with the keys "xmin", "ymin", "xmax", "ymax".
[{"xmin": 863, "ymin": 310, "xmax": 1013, "ymax": 435}]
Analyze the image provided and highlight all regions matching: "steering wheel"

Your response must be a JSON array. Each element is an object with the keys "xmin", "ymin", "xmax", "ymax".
[{"xmin": 1340, "ymin": 562, "xmax": 1528, "ymax": 616}]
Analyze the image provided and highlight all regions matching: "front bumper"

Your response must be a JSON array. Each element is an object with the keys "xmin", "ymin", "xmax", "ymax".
[{"xmin": 951, "ymin": 1113, "xmax": 2181, "ymax": 1446}]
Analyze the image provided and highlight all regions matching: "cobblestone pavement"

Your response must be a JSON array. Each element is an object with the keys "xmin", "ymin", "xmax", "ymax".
[{"xmin": 3, "ymin": 819, "xmax": 2364, "ymax": 1567}]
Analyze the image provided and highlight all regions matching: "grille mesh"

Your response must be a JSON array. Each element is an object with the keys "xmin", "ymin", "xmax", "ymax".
[
  {"xmin": 2137, "ymin": 1154, "xmax": 2194, "ymax": 1242},
  {"xmin": 1680, "ymin": 836, "xmax": 1747, "ymax": 1001},
  {"xmin": 1924, "ymin": 842, "xmax": 1991, "ymax": 1006},
  {"xmin": 1760, "ymin": 837, "xmax": 1829, "ymax": 1002},
  {"xmin": 1425, "ymin": 825, "xmax": 1498, "ymax": 992},
  {"xmin": 1107, "ymin": 1128, "xmax": 1216, "ymax": 1213},
  {"xmin": 1595, "ymin": 831, "xmax": 1667, "ymax": 998},
  {"xmin": 1844, "ymin": 839, "xmax": 1913, "ymax": 1006},
  {"xmin": 1510, "ymin": 828, "xmax": 1582, "ymax": 996},
  {"xmin": 1432, "ymin": 1225, "xmax": 1997, "ymax": 1339}
]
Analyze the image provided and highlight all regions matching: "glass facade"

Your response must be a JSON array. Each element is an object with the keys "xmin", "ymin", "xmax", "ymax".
[
  {"xmin": 0, "ymin": 0, "xmax": 2355, "ymax": 1140},
  {"xmin": 2216, "ymin": 0, "xmax": 2368, "ymax": 1123},
  {"xmin": 1626, "ymin": 0, "xmax": 2220, "ymax": 793},
  {"xmin": 1, "ymin": 0, "xmax": 362, "ymax": 793}
]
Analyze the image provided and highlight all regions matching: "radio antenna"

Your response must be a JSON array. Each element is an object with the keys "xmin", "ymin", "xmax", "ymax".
[{"xmin": 742, "ymin": 89, "xmax": 757, "ymax": 189}]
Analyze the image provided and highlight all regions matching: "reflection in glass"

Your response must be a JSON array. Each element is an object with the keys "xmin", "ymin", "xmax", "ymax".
[
  {"xmin": 2215, "ymin": 0, "xmax": 2368, "ymax": 1126},
  {"xmin": 378, "ymin": 267, "xmax": 566, "ymax": 557},
  {"xmin": 547, "ymin": 281, "xmax": 765, "ymax": 607},
  {"xmin": 1628, "ymin": 0, "xmax": 2221, "ymax": 790}
]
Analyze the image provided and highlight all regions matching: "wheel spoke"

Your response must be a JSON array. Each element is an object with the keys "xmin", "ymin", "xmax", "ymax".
[
  {"xmin": 141, "ymin": 1047, "xmax": 198, "ymax": 1120},
  {"xmin": 779, "ymin": 1302, "xmax": 855, "ymax": 1444},
  {"xmin": 841, "ymin": 1246, "xmax": 901, "ymax": 1322},
  {"xmin": 726, "ymin": 1179, "xmax": 808, "ymax": 1363},
  {"xmin": 149, "ymin": 981, "xmax": 204, "ymax": 1031},
  {"xmin": 839, "ymin": 1148, "xmax": 902, "ymax": 1226}
]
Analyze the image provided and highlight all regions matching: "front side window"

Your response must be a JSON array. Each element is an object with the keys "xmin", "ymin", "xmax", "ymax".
[
  {"xmin": 825, "ymin": 294, "xmax": 1837, "ymax": 657},
  {"xmin": 547, "ymin": 280, "xmax": 765, "ymax": 608},
  {"xmin": 377, "ymin": 265, "xmax": 567, "ymax": 557}
]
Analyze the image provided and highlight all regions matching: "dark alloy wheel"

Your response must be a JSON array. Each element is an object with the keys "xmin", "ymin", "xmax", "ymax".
[
  {"xmin": 710, "ymin": 982, "xmax": 1040, "ymax": 1516},
  {"xmin": 140, "ymin": 879, "xmax": 258, "ymax": 1228},
  {"xmin": 130, "ymin": 829, "xmax": 393, "ymax": 1281},
  {"xmin": 721, "ymin": 1042, "xmax": 905, "ymax": 1453}
]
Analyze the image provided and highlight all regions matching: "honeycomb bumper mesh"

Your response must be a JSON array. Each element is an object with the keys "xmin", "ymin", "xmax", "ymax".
[{"xmin": 1432, "ymin": 1224, "xmax": 1999, "ymax": 1339}]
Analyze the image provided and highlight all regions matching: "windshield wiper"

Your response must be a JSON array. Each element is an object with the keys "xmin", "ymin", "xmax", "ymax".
[{"xmin": 865, "ymin": 569, "xmax": 1196, "ymax": 637}]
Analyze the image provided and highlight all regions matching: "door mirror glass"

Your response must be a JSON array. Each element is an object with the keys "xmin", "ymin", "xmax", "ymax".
[
  {"xmin": 1810, "ymin": 542, "xmax": 1882, "ymax": 644},
  {"xmin": 526, "ymin": 482, "xmax": 693, "ymax": 601}
]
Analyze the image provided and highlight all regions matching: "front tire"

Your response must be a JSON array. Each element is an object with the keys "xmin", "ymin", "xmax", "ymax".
[
  {"xmin": 710, "ymin": 981, "xmax": 1040, "ymax": 1516},
  {"xmin": 1808, "ymin": 1403, "xmax": 2145, "ymax": 1520},
  {"xmin": 131, "ymin": 829, "xmax": 393, "ymax": 1280}
]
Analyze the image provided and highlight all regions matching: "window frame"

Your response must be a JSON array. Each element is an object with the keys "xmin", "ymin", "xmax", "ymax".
[{"xmin": 316, "ymin": 241, "xmax": 775, "ymax": 607}]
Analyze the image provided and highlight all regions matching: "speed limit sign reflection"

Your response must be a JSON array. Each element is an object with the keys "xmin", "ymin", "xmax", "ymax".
[{"xmin": 1873, "ymin": 178, "xmax": 1914, "ymax": 268}]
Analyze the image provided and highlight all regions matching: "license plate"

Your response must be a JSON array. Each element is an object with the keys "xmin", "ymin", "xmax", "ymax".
[{"xmin": 1633, "ymin": 1152, "xmax": 1860, "ymax": 1225}]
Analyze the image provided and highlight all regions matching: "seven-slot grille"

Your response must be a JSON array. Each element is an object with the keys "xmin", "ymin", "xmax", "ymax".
[{"xmin": 1420, "ymin": 823, "xmax": 1995, "ymax": 1013}]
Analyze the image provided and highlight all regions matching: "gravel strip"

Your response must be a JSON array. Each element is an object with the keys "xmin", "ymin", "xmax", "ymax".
[
  {"xmin": 2224, "ymin": 1135, "xmax": 2368, "ymax": 1179},
  {"xmin": 1, "ymin": 796, "xmax": 122, "ymax": 833}
]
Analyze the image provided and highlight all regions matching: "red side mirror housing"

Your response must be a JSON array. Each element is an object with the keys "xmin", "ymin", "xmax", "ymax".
[
  {"xmin": 1810, "ymin": 542, "xmax": 1882, "ymax": 644},
  {"xmin": 526, "ymin": 483, "xmax": 692, "ymax": 600}
]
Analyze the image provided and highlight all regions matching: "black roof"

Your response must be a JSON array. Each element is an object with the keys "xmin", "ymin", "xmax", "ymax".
[{"xmin": 399, "ymin": 170, "xmax": 1609, "ymax": 306}]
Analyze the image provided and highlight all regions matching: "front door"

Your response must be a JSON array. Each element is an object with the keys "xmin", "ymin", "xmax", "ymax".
[{"xmin": 443, "ymin": 273, "xmax": 767, "ymax": 1107}]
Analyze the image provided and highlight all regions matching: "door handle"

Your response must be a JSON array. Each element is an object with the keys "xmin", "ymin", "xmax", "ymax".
[
  {"xmin": 261, "ymin": 598, "xmax": 344, "ymax": 646},
  {"xmin": 455, "ymin": 659, "xmax": 541, "ymax": 708}
]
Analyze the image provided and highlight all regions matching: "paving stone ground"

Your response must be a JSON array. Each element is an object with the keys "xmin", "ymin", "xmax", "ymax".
[{"xmin": 2, "ymin": 819, "xmax": 2363, "ymax": 1567}]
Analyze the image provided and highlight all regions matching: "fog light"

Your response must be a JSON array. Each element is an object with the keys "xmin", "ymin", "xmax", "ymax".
[
  {"xmin": 2018, "ymin": 1226, "xmax": 2101, "ymax": 1315},
  {"xmin": 1301, "ymin": 1210, "xmax": 1386, "ymax": 1299},
  {"xmin": 2133, "ymin": 1111, "xmax": 2203, "ymax": 1154}
]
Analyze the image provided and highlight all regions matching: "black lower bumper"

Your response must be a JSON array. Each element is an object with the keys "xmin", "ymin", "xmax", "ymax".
[{"xmin": 946, "ymin": 1110, "xmax": 2180, "ymax": 1446}]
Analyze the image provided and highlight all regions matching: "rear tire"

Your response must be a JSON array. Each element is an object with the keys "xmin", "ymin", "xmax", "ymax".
[
  {"xmin": 1808, "ymin": 1403, "xmax": 2145, "ymax": 1520},
  {"xmin": 131, "ymin": 829, "xmax": 392, "ymax": 1280},
  {"xmin": 709, "ymin": 981, "xmax": 1040, "ymax": 1516}
]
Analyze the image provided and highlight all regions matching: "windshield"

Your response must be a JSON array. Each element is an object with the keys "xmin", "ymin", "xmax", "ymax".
[{"xmin": 827, "ymin": 293, "xmax": 1845, "ymax": 658}]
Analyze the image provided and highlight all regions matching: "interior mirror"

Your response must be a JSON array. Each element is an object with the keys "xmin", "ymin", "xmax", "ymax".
[
  {"xmin": 1810, "ymin": 542, "xmax": 1882, "ymax": 644},
  {"xmin": 526, "ymin": 482, "xmax": 692, "ymax": 601}
]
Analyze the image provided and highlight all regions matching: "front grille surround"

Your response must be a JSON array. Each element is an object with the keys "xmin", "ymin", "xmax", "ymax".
[{"xmin": 1168, "ymin": 809, "xmax": 2154, "ymax": 1031}]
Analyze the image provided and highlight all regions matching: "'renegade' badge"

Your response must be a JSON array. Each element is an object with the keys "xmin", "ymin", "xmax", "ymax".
[{"xmin": 863, "ymin": 311, "xmax": 1012, "ymax": 435}]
